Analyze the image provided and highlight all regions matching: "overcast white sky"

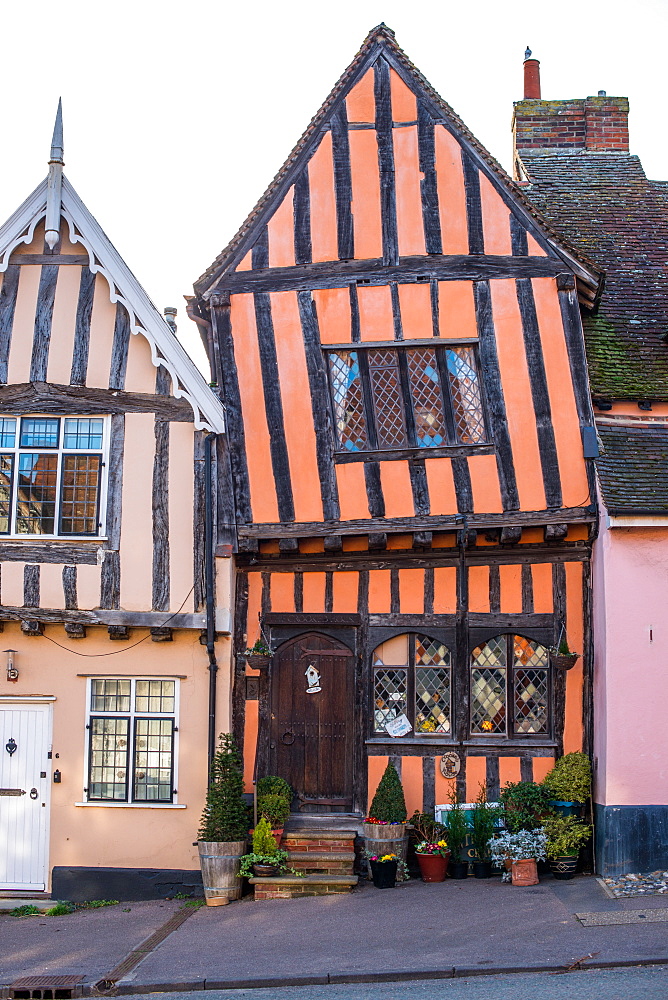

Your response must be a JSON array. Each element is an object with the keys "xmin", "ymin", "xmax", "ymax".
[{"xmin": 1, "ymin": 0, "xmax": 666, "ymax": 374}]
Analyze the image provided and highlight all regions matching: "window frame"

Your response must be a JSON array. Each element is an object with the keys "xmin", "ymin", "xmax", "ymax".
[
  {"xmin": 0, "ymin": 414, "xmax": 108, "ymax": 539},
  {"xmin": 325, "ymin": 340, "xmax": 491, "ymax": 462},
  {"xmin": 371, "ymin": 632, "xmax": 454, "ymax": 740},
  {"xmin": 84, "ymin": 677, "xmax": 179, "ymax": 806}
]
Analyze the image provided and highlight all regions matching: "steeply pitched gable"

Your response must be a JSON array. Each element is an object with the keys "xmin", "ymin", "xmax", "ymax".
[{"xmin": 195, "ymin": 24, "xmax": 600, "ymax": 301}]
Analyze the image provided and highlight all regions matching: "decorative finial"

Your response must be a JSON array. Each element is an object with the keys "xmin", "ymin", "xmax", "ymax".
[
  {"xmin": 525, "ymin": 46, "xmax": 532, "ymax": 60},
  {"xmin": 45, "ymin": 99, "xmax": 64, "ymax": 251}
]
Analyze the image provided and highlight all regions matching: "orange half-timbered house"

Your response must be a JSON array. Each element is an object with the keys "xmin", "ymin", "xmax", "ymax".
[{"xmin": 194, "ymin": 26, "xmax": 602, "ymax": 820}]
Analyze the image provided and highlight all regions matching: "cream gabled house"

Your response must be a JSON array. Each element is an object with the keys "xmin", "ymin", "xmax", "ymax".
[{"xmin": 0, "ymin": 106, "xmax": 231, "ymax": 900}]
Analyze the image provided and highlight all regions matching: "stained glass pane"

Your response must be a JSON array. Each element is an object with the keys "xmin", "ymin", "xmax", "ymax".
[
  {"xmin": 416, "ymin": 667, "xmax": 450, "ymax": 733},
  {"xmin": 20, "ymin": 417, "xmax": 60, "ymax": 448},
  {"xmin": 447, "ymin": 347, "xmax": 486, "ymax": 444},
  {"xmin": 328, "ymin": 351, "xmax": 368, "ymax": 451},
  {"xmin": 88, "ymin": 717, "xmax": 129, "ymax": 800},
  {"xmin": 133, "ymin": 718, "xmax": 174, "ymax": 801},
  {"xmin": 63, "ymin": 417, "xmax": 104, "ymax": 450},
  {"xmin": 135, "ymin": 679, "xmax": 175, "ymax": 714},
  {"xmin": 472, "ymin": 636, "xmax": 507, "ymax": 667},
  {"xmin": 373, "ymin": 667, "xmax": 407, "ymax": 733},
  {"xmin": 406, "ymin": 349, "xmax": 448, "ymax": 448},
  {"xmin": 514, "ymin": 668, "xmax": 549, "ymax": 734},
  {"xmin": 0, "ymin": 454, "xmax": 13, "ymax": 533},
  {"xmin": 0, "ymin": 418, "xmax": 16, "ymax": 448},
  {"xmin": 91, "ymin": 679, "xmax": 131, "ymax": 712},
  {"xmin": 367, "ymin": 349, "xmax": 408, "ymax": 448},
  {"xmin": 471, "ymin": 667, "xmax": 506, "ymax": 734},
  {"xmin": 513, "ymin": 635, "xmax": 548, "ymax": 666},
  {"xmin": 415, "ymin": 635, "xmax": 450, "ymax": 667},
  {"xmin": 16, "ymin": 453, "xmax": 58, "ymax": 534},
  {"xmin": 59, "ymin": 455, "xmax": 101, "ymax": 534}
]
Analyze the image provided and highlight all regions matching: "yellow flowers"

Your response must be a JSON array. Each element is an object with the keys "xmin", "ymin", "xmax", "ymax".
[
  {"xmin": 380, "ymin": 853, "xmax": 397, "ymax": 862},
  {"xmin": 482, "ymin": 720, "xmax": 493, "ymax": 731}
]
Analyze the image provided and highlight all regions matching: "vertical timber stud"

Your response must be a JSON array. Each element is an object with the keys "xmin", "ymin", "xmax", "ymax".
[
  {"xmin": 108, "ymin": 302, "xmax": 131, "ymax": 391},
  {"xmin": 30, "ymin": 264, "xmax": 58, "ymax": 382},
  {"xmin": 417, "ymin": 101, "xmax": 442, "ymax": 255},
  {"xmin": 193, "ymin": 432, "xmax": 207, "ymax": 611},
  {"xmin": 331, "ymin": 105, "xmax": 354, "ymax": 261},
  {"xmin": 422, "ymin": 756, "xmax": 436, "ymax": 815},
  {"xmin": 552, "ymin": 561, "xmax": 567, "ymax": 757},
  {"xmin": 474, "ymin": 281, "xmax": 519, "ymax": 511},
  {"xmin": 0, "ymin": 264, "xmax": 20, "ymax": 384},
  {"xmin": 522, "ymin": 564, "xmax": 534, "ymax": 613},
  {"xmin": 374, "ymin": 56, "xmax": 399, "ymax": 266},
  {"xmin": 62, "ymin": 565, "xmax": 77, "ymax": 610},
  {"xmin": 152, "ymin": 418, "xmax": 170, "ymax": 612},
  {"xmin": 456, "ymin": 528, "xmax": 469, "ymax": 804},
  {"xmin": 293, "ymin": 169, "xmax": 312, "ymax": 266},
  {"xmin": 70, "ymin": 266, "xmax": 96, "ymax": 385},
  {"xmin": 461, "ymin": 153, "xmax": 484, "ymax": 255},
  {"xmin": 510, "ymin": 216, "xmax": 528, "ymax": 256},
  {"xmin": 101, "ymin": 413, "xmax": 124, "ymax": 609},
  {"xmin": 357, "ymin": 569, "xmax": 370, "ymax": 815},
  {"xmin": 204, "ymin": 433, "xmax": 219, "ymax": 779},
  {"xmin": 486, "ymin": 756, "xmax": 500, "ymax": 800}
]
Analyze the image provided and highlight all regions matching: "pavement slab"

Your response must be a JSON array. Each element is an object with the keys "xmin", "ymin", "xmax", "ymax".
[
  {"xmin": 120, "ymin": 877, "xmax": 668, "ymax": 988},
  {"xmin": 0, "ymin": 900, "xmax": 182, "ymax": 985},
  {"xmin": 576, "ymin": 908, "xmax": 668, "ymax": 926}
]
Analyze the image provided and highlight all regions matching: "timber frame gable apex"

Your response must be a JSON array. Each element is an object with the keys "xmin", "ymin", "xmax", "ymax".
[
  {"xmin": 195, "ymin": 23, "xmax": 602, "ymax": 305},
  {"xmin": 0, "ymin": 177, "xmax": 226, "ymax": 433}
]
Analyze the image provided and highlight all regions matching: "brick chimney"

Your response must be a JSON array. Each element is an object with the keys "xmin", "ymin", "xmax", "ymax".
[{"xmin": 513, "ymin": 60, "xmax": 629, "ymax": 155}]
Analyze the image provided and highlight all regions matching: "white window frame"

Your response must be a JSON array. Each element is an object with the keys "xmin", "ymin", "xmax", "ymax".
[
  {"xmin": 0, "ymin": 413, "xmax": 109, "ymax": 539},
  {"xmin": 82, "ymin": 677, "xmax": 181, "ymax": 807}
]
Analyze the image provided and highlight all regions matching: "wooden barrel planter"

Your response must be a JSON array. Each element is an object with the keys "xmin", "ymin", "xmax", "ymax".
[
  {"xmin": 198, "ymin": 840, "xmax": 247, "ymax": 905},
  {"xmin": 363, "ymin": 826, "xmax": 408, "ymax": 880}
]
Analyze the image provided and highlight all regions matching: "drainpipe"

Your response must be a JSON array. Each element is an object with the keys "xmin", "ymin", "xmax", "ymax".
[{"xmin": 204, "ymin": 432, "xmax": 218, "ymax": 782}]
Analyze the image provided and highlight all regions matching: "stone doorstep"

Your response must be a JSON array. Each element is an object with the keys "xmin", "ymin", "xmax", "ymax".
[
  {"xmin": 288, "ymin": 851, "xmax": 355, "ymax": 874},
  {"xmin": 249, "ymin": 874, "xmax": 357, "ymax": 900}
]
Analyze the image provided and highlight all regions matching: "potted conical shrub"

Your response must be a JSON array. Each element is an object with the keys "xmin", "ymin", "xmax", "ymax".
[
  {"xmin": 198, "ymin": 733, "xmax": 249, "ymax": 906},
  {"xmin": 364, "ymin": 763, "xmax": 408, "ymax": 864}
]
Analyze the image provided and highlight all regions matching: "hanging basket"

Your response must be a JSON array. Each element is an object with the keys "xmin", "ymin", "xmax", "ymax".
[
  {"xmin": 550, "ymin": 652, "xmax": 580, "ymax": 672},
  {"xmin": 244, "ymin": 653, "xmax": 273, "ymax": 671}
]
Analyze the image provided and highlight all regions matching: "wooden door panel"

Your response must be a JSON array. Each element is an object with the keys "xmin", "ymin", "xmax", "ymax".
[{"xmin": 270, "ymin": 633, "xmax": 353, "ymax": 811}]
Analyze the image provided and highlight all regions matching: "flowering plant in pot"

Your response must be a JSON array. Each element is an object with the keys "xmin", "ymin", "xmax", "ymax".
[
  {"xmin": 543, "ymin": 814, "xmax": 592, "ymax": 880},
  {"xmin": 366, "ymin": 852, "xmax": 399, "ymax": 888},
  {"xmin": 244, "ymin": 638, "xmax": 274, "ymax": 670},
  {"xmin": 364, "ymin": 763, "xmax": 407, "ymax": 842},
  {"xmin": 541, "ymin": 753, "xmax": 591, "ymax": 817},
  {"xmin": 239, "ymin": 817, "xmax": 303, "ymax": 878},
  {"xmin": 414, "ymin": 839, "xmax": 450, "ymax": 883},
  {"xmin": 488, "ymin": 829, "xmax": 547, "ymax": 886},
  {"xmin": 470, "ymin": 785, "xmax": 502, "ymax": 878}
]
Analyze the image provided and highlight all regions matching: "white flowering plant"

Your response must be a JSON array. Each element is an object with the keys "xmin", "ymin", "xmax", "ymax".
[{"xmin": 487, "ymin": 828, "xmax": 547, "ymax": 865}]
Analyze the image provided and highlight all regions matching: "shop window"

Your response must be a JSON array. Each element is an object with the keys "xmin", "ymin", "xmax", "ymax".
[
  {"xmin": 327, "ymin": 344, "xmax": 487, "ymax": 456},
  {"xmin": 85, "ymin": 678, "xmax": 177, "ymax": 803},
  {"xmin": 470, "ymin": 635, "xmax": 549, "ymax": 738},
  {"xmin": 0, "ymin": 415, "xmax": 107, "ymax": 536},
  {"xmin": 372, "ymin": 634, "xmax": 451, "ymax": 736}
]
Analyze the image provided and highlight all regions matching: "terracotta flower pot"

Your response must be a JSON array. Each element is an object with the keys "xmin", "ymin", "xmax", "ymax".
[
  {"xmin": 416, "ymin": 851, "xmax": 450, "ymax": 882},
  {"xmin": 511, "ymin": 858, "xmax": 539, "ymax": 886}
]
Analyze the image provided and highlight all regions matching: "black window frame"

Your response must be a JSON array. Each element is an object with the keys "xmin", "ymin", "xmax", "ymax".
[
  {"xmin": 371, "ymin": 632, "xmax": 454, "ymax": 739},
  {"xmin": 469, "ymin": 633, "xmax": 553, "ymax": 742},
  {"xmin": 325, "ymin": 341, "xmax": 491, "ymax": 461}
]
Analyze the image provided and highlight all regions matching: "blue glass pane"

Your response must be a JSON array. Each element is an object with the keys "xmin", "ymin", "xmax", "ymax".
[
  {"xmin": 20, "ymin": 417, "xmax": 59, "ymax": 448},
  {"xmin": 63, "ymin": 418, "xmax": 104, "ymax": 450},
  {"xmin": 0, "ymin": 418, "xmax": 16, "ymax": 448}
]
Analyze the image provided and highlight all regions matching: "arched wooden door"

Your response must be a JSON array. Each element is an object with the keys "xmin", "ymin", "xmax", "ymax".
[{"xmin": 269, "ymin": 633, "xmax": 354, "ymax": 812}]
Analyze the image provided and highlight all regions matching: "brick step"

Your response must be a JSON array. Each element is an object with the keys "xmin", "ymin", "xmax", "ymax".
[
  {"xmin": 282, "ymin": 831, "xmax": 356, "ymax": 853},
  {"xmin": 249, "ymin": 875, "xmax": 358, "ymax": 900},
  {"xmin": 287, "ymin": 850, "xmax": 355, "ymax": 875}
]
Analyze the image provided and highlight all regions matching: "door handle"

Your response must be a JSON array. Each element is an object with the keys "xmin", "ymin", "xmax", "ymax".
[
  {"xmin": 0, "ymin": 788, "xmax": 25, "ymax": 796},
  {"xmin": 29, "ymin": 788, "xmax": 38, "ymax": 800}
]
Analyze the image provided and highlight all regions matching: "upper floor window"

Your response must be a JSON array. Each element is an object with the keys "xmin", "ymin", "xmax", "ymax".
[
  {"xmin": 0, "ymin": 415, "xmax": 107, "ymax": 537},
  {"xmin": 327, "ymin": 345, "xmax": 487, "ymax": 454}
]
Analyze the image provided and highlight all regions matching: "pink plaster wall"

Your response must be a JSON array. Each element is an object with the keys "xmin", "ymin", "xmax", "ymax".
[{"xmin": 593, "ymin": 514, "xmax": 668, "ymax": 806}]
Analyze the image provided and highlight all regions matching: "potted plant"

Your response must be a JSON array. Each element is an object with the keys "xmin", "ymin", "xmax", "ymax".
[
  {"xmin": 367, "ymin": 852, "xmax": 399, "ymax": 889},
  {"xmin": 442, "ymin": 791, "xmax": 469, "ymax": 879},
  {"xmin": 364, "ymin": 763, "xmax": 407, "ymax": 843},
  {"xmin": 542, "ymin": 752, "xmax": 591, "ymax": 817},
  {"xmin": 257, "ymin": 792, "xmax": 291, "ymax": 842},
  {"xmin": 238, "ymin": 817, "xmax": 304, "ymax": 878},
  {"xmin": 197, "ymin": 733, "xmax": 250, "ymax": 906},
  {"xmin": 488, "ymin": 829, "xmax": 547, "ymax": 886},
  {"xmin": 499, "ymin": 780, "xmax": 554, "ymax": 832},
  {"xmin": 257, "ymin": 775, "xmax": 292, "ymax": 802},
  {"xmin": 544, "ymin": 815, "xmax": 592, "ymax": 879},
  {"xmin": 244, "ymin": 638, "xmax": 274, "ymax": 670},
  {"xmin": 550, "ymin": 636, "xmax": 580, "ymax": 672},
  {"xmin": 414, "ymin": 839, "xmax": 450, "ymax": 882},
  {"xmin": 470, "ymin": 785, "xmax": 502, "ymax": 878}
]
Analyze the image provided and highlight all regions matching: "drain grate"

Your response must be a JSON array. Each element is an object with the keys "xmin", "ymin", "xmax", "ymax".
[{"xmin": 9, "ymin": 977, "xmax": 83, "ymax": 1000}]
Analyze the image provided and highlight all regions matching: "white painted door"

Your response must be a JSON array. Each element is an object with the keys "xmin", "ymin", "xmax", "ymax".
[{"xmin": 0, "ymin": 703, "xmax": 51, "ymax": 890}]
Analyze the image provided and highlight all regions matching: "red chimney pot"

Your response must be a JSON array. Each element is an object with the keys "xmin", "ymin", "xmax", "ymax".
[{"xmin": 523, "ymin": 49, "xmax": 541, "ymax": 100}]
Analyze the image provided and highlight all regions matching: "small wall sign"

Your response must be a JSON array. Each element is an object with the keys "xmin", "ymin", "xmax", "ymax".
[
  {"xmin": 305, "ymin": 664, "xmax": 322, "ymax": 693},
  {"xmin": 440, "ymin": 752, "xmax": 461, "ymax": 778},
  {"xmin": 385, "ymin": 714, "xmax": 412, "ymax": 738}
]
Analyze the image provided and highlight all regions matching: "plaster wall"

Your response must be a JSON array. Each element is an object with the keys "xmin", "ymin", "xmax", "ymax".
[{"xmin": 593, "ymin": 520, "xmax": 668, "ymax": 806}]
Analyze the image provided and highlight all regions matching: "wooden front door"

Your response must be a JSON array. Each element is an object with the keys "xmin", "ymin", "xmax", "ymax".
[{"xmin": 270, "ymin": 633, "xmax": 354, "ymax": 812}]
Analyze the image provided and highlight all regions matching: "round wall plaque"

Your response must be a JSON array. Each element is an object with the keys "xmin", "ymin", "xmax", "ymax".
[{"xmin": 440, "ymin": 752, "xmax": 461, "ymax": 779}]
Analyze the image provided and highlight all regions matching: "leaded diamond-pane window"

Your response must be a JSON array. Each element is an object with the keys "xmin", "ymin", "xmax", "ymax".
[
  {"xmin": 327, "ymin": 343, "xmax": 487, "ymax": 454},
  {"xmin": 373, "ymin": 634, "xmax": 452, "ymax": 737},
  {"xmin": 470, "ymin": 635, "xmax": 550, "ymax": 739},
  {"xmin": 373, "ymin": 667, "xmax": 407, "ymax": 733}
]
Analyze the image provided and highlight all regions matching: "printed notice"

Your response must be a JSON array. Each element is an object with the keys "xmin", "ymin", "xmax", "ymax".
[{"xmin": 385, "ymin": 714, "xmax": 412, "ymax": 738}]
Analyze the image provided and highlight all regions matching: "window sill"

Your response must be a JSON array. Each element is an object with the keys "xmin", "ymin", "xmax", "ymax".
[
  {"xmin": 0, "ymin": 536, "xmax": 107, "ymax": 543},
  {"xmin": 335, "ymin": 444, "xmax": 493, "ymax": 464},
  {"xmin": 75, "ymin": 802, "xmax": 186, "ymax": 808}
]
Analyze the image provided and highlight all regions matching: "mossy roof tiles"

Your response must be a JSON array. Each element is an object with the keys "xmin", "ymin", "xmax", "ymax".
[
  {"xmin": 597, "ymin": 424, "xmax": 668, "ymax": 513},
  {"xmin": 519, "ymin": 152, "xmax": 668, "ymax": 401}
]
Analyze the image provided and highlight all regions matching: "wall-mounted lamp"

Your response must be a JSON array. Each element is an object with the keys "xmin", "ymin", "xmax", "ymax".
[{"xmin": 5, "ymin": 650, "xmax": 18, "ymax": 682}]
